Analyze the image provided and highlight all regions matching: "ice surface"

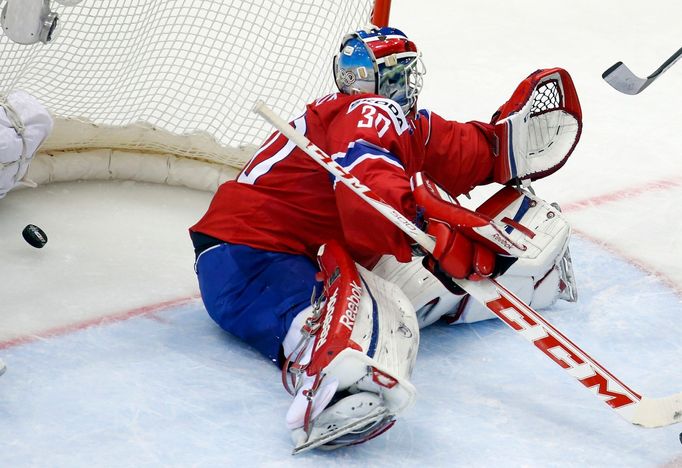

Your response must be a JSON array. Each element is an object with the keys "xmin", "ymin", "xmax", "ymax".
[
  {"xmin": 1, "ymin": 0, "xmax": 682, "ymax": 466},
  {"xmin": 1, "ymin": 233, "xmax": 681, "ymax": 467}
]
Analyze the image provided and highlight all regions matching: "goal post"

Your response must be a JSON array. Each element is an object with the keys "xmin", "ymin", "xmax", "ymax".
[
  {"xmin": 0, "ymin": 0, "xmax": 391, "ymax": 191},
  {"xmin": 372, "ymin": 0, "xmax": 392, "ymax": 27}
]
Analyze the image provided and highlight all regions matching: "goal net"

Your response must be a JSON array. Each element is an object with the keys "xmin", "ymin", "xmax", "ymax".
[{"xmin": 0, "ymin": 0, "xmax": 385, "ymax": 188}]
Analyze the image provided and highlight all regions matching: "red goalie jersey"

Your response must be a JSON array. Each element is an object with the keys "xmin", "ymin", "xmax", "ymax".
[{"xmin": 191, "ymin": 92, "xmax": 497, "ymax": 267}]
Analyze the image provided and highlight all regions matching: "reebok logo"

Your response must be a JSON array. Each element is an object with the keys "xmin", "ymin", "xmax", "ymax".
[{"xmin": 339, "ymin": 280, "xmax": 362, "ymax": 331}]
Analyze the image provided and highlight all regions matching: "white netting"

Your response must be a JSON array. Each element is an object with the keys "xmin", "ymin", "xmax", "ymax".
[{"xmin": 0, "ymin": 0, "xmax": 377, "ymax": 169}]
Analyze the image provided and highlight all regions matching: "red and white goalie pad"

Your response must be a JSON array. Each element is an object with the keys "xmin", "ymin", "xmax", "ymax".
[
  {"xmin": 375, "ymin": 183, "xmax": 574, "ymax": 327},
  {"xmin": 492, "ymin": 68, "xmax": 582, "ymax": 183},
  {"xmin": 476, "ymin": 185, "xmax": 571, "ymax": 276},
  {"xmin": 282, "ymin": 240, "xmax": 419, "ymax": 454}
]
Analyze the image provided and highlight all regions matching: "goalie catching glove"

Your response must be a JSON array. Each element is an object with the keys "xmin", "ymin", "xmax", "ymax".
[
  {"xmin": 412, "ymin": 172, "xmax": 524, "ymax": 289},
  {"xmin": 491, "ymin": 68, "xmax": 582, "ymax": 183}
]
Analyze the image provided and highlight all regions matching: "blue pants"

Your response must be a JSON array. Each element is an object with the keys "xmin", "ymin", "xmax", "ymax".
[{"xmin": 194, "ymin": 243, "xmax": 320, "ymax": 366}]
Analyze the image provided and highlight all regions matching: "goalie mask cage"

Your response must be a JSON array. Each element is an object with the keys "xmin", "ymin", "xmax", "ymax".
[{"xmin": 0, "ymin": 0, "xmax": 390, "ymax": 190}]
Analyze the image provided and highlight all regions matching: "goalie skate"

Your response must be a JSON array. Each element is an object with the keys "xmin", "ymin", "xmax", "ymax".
[
  {"xmin": 551, "ymin": 202, "xmax": 578, "ymax": 302},
  {"xmin": 291, "ymin": 392, "xmax": 392, "ymax": 454},
  {"xmin": 0, "ymin": 359, "xmax": 5, "ymax": 376},
  {"xmin": 555, "ymin": 241, "xmax": 578, "ymax": 303}
]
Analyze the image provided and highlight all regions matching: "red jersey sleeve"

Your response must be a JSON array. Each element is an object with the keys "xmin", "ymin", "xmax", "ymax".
[
  {"xmin": 323, "ymin": 96, "xmax": 417, "ymax": 266},
  {"xmin": 417, "ymin": 110, "xmax": 497, "ymax": 197}
]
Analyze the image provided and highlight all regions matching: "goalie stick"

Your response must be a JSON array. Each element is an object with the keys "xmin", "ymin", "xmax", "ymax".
[
  {"xmin": 253, "ymin": 100, "xmax": 682, "ymax": 429},
  {"xmin": 602, "ymin": 46, "xmax": 682, "ymax": 95}
]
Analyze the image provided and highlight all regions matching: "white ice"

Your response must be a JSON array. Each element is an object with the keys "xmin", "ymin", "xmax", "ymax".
[{"xmin": 1, "ymin": 1, "xmax": 682, "ymax": 466}]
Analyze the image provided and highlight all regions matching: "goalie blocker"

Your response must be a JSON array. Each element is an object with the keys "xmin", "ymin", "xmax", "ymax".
[{"xmin": 282, "ymin": 241, "xmax": 419, "ymax": 454}]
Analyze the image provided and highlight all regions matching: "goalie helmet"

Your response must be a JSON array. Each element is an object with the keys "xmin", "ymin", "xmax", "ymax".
[{"xmin": 333, "ymin": 26, "xmax": 425, "ymax": 114}]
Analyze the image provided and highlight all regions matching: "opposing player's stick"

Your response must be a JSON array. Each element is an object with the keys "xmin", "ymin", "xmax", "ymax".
[
  {"xmin": 254, "ymin": 100, "xmax": 682, "ymax": 428},
  {"xmin": 602, "ymin": 47, "xmax": 682, "ymax": 95}
]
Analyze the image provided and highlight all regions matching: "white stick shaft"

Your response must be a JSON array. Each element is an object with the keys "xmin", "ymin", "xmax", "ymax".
[{"xmin": 253, "ymin": 100, "xmax": 681, "ymax": 428}]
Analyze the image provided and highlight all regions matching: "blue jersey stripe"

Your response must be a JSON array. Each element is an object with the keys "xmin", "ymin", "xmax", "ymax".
[
  {"xmin": 331, "ymin": 141, "xmax": 404, "ymax": 187},
  {"xmin": 334, "ymin": 140, "xmax": 404, "ymax": 170}
]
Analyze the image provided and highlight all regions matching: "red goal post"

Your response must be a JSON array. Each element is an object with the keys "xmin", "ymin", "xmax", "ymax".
[
  {"xmin": 372, "ymin": 0, "xmax": 392, "ymax": 27},
  {"xmin": 0, "ymin": 0, "xmax": 391, "ymax": 191}
]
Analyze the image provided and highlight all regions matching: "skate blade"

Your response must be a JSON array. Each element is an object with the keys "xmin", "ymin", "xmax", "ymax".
[
  {"xmin": 558, "ymin": 246, "xmax": 578, "ymax": 302},
  {"xmin": 292, "ymin": 407, "xmax": 389, "ymax": 455}
]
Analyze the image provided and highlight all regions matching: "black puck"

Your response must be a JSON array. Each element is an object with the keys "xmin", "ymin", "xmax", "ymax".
[{"xmin": 22, "ymin": 224, "xmax": 48, "ymax": 248}]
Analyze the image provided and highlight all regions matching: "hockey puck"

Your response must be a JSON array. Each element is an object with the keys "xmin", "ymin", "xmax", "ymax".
[{"xmin": 22, "ymin": 224, "xmax": 48, "ymax": 248}]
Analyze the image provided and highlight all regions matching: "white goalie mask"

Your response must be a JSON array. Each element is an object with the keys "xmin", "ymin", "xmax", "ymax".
[{"xmin": 333, "ymin": 26, "xmax": 425, "ymax": 114}]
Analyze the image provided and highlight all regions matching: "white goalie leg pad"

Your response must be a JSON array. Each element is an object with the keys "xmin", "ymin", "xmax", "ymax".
[
  {"xmin": 478, "ymin": 186, "xmax": 571, "ymax": 276},
  {"xmin": 372, "ymin": 254, "xmax": 464, "ymax": 328},
  {"xmin": 283, "ymin": 241, "xmax": 419, "ymax": 454},
  {"xmin": 373, "ymin": 187, "xmax": 576, "ymax": 326},
  {"xmin": 454, "ymin": 186, "xmax": 576, "ymax": 323}
]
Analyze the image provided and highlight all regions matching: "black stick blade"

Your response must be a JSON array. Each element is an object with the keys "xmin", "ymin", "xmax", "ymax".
[{"xmin": 602, "ymin": 46, "xmax": 682, "ymax": 95}]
